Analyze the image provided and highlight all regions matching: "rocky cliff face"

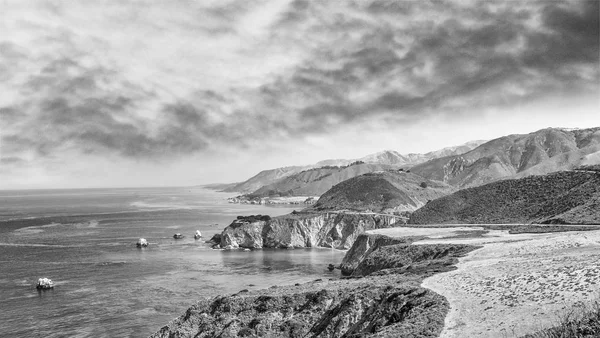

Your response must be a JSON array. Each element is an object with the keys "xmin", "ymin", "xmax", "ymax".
[
  {"xmin": 339, "ymin": 234, "xmax": 418, "ymax": 275},
  {"xmin": 220, "ymin": 213, "xmax": 403, "ymax": 250}
]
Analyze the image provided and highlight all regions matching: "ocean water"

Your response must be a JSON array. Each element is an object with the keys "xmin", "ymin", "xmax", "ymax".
[{"xmin": 0, "ymin": 187, "xmax": 346, "ymax": 338}]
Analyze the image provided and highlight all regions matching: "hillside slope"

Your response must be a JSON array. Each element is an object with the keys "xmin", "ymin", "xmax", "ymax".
[
  {"xmin": 223, "ymin": 140, "xmax": 485, "ymax": 193},
  {"xmin": 222, "ymin": 166, "xmax": 307, "ymax": 193},
  {"xmin": 409, "ymin": 170, "xmax": 600, "ymax": 225},
  {"xmin": 311, "ymin": 171, "xmax": 455, "ymax": 213},
  {"xmin": 361, "ymin": 141, "xmax": 486, "ymax": 166},
  {"xmin": 247, "ymin": 163, "xmax": 394, "ymax": 198},
  {"xmin": 410, "ymin": 127, "xmax": 600, "ymax": 188}
]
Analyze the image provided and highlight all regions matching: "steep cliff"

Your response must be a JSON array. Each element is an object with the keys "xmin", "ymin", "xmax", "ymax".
[
  {"xmin": 220, "ymin": 212, "xmax": 403, "ymax": 250},
  {"xmin": 339, "ymin": 234, "xmax": 418, "ymax": 275}
]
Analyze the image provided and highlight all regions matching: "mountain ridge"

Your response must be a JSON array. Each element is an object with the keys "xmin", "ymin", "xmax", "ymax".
[{"xmin": 410, "ymin": 127, "xmax": 600, "ymax": 188}]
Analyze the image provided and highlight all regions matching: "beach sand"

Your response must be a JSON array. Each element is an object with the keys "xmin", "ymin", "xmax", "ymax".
[{"xmin": 370, "ymin": 227, "xmax": 600, "ymax": 337}]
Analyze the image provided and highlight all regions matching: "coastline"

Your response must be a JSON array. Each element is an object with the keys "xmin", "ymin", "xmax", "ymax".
[
  {"xmin": 150, "ymin": 229, "xmax": 481, "ymax": 337},
  {"xmin": 372, "ymin": 227, "xmax": 600, "ymax": 337},
  {"xmin": 152, "ymin": 223, "xmax": 600, "ymax": 337}
]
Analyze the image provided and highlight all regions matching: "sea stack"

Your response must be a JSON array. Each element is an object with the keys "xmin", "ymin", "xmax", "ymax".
[
  {"xmin": 36, "ymin": 278, "xmax": 54, "ymax": 290},
  {"xmin": 136, "ymin": 238, "xmax": 149, "ymax": 248}
]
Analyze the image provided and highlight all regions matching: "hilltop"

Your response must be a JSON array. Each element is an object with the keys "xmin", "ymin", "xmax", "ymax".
[
  {"xmin": 310, "ymin": 170, "xmax": 454, "ymax": 213},
  {"xmin": 410, "ymin": 127, "xmax": 600, "ymax": 188},
  {"xmin": 246, "ymin": 162, "xmax": 393, "ymax": 198},
  {"xmin": 220, "ymin": 140, "xmax": 485, "ymax": 194},
  {"xmin": 409, "ymin": 169, "xmax": 600, "ymax": 225}
]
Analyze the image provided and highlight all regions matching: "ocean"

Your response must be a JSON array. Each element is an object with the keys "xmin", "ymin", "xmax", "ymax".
[{"xmin": 0, "ymin": 187, "xmax": 346, "ymax": 338}]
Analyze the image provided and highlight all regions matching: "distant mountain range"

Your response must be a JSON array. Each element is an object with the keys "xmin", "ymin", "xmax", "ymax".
[
  {"xmin": 411, "ymin": 127, "xmax": 600, "ymax": 188},
  {"xmin": 222, "ymin": 140, "xmax": 486, "ymax": 194}
]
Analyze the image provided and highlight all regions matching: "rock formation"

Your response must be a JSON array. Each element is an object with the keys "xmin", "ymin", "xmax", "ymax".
[
  {"xmin": 36, "ymin": 277, "xmax": 54, "ymax": 289},
  {"xmin": 136, "ymin": 238, "xmax": 148, "ymax": 247},
  {"xmin": 219, "ymin": 212, "xmax": 403, "ymax": 250}
]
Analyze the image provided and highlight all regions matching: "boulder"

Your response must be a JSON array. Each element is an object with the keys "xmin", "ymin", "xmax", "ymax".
[
  {"xmin": 36, "ymin": 277, "xmax": 54, "ymax": 289},
  {"xmin": 136, "ymin": 238, "xmax": 149, "ymax": 248},
  {"xmin": 194, "ymin": 230, "xmax": 202, "ymax": 239},
  {"xmin": 173, "ymin": 233, "xmax": 184, "ymax": 239}
]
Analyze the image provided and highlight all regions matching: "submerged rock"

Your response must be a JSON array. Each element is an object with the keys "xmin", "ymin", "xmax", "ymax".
[
  {"xmin": 36, "ymin": 278, "xmax": 54, "ymax": 290},
  {"xmin": 136, "ymin": 238, "xmax": 149, "ymax": 248}
]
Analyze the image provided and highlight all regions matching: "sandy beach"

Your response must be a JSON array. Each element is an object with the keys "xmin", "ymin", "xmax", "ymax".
[{"xmin": 369, "ymin": 226, "xmax": 600, "ymax": 337}]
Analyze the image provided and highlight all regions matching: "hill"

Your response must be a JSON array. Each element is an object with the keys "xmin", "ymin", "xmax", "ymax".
[
  {"xmin": 246, "ymin": 162, "xmax": 394, "ymax": 198},
  {"xmin": 361, "ymin": 141, "xmax": 486, "ymax": 166},
  {"xmin": 310, "ymin": 170, "xmax": 455, "ymax": 213},
  {"xmin": 410, "ymin": 127, "xmax": 600, "ymax": 188},
  {"xmin": 222, "ymin": 166, "xmax": 307, "ymax": 193},
  {"xmin": 409, "ymin": 169, "xmax": 600, "ymax": 225},
  {"xmin": 221, "ymin": 140, "xmax": 485, "ymax": 193}
]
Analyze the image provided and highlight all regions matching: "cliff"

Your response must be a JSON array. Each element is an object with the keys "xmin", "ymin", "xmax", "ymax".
[
  {"xmin": 409, "ymin": 170, "xmax": 600, "ymax": 225},
  {"xmin": 220, "ymin": 212, "xmax": 403, "ymax": 250},
  {"xmin": 150, "ymin": 234, "xmax": 481, "ymax": 338}
]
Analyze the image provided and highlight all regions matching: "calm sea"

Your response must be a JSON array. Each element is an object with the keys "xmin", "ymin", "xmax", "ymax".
[{"xmin": 0, "ymin": 187, "xmax": 346, "ymax": 338}]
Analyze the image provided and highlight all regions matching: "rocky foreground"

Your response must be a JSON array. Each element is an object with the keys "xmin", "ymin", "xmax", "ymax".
[{"xmin": 150, "ymin": 235, "xmax": 479, "ymax": 338}]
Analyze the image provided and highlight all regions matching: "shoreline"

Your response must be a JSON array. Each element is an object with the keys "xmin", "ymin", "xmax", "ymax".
[
  {"xmin": 151, "ymin": 224, "xmax": 600, "ymax": 337},
  {"xmin": 417, "ymin": 229, "xmax": 600, "ymax": 337}
]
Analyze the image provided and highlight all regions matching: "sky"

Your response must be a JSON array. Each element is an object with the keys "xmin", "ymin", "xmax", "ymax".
[{"xmin": 0, "ymin": 0, "xmax": 598, "ymax": 189}]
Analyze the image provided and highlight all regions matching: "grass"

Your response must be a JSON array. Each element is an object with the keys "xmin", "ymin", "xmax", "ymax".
[{"xmin": 521, "ymin": 300, "xmax": 600, "ymax": 337}]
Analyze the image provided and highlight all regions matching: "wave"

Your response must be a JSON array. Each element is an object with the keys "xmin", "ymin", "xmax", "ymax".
[
  {"xmin": 130, "ymin": 201, "xmax": 193, "ymax": 210},
  {"xmin": 0, "ymin": 242, "xmax": 76, "ymax": 248}
]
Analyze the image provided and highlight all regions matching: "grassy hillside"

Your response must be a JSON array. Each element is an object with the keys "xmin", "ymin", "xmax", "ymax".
[
  {"xmin": 410, "ymin": 127, "xmax": 600, "ymax": 188},
  {"xmin": 222, "ymin": 166, "xmax": 307, "ymax": 193},
  {"xmin": 310, "ymin": 170, "xmax": 454, "ymax": 213},
  {"xmin": 409, "ymin": 170, "xmax": 600, "ymax": 225},
  {"xmin": 247, "ymin": 162, "xmax": 394, "ymax": 198}
]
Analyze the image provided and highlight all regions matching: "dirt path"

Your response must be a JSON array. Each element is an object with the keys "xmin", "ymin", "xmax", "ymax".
[{"xmin": 369, "ymin": 227, "xmax": 600, "ymax": 337}]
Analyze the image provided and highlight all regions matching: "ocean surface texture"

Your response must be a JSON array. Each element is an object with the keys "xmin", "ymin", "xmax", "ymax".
[{"xmin": 0, "ymin": 187, "xmax": 345, "ymax": 337}]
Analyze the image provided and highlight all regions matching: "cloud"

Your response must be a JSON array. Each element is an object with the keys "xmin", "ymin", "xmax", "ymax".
[{"xmin": 0, "ymin": 0, "xmax": 597, "ymax": 169}]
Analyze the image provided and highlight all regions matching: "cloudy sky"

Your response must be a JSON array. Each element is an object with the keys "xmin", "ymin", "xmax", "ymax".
[{"xmin": 0, "ymin": 0, "xmax": 598, "ymax": 189}]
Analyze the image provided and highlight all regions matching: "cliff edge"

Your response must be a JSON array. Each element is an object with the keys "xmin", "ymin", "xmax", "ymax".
[{"xmin": 220, "ymin": 213, "xmax": 403, "ymax": 250}]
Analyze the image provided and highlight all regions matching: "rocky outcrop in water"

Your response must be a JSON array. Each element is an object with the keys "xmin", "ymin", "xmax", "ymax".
[{"xmin": 219, "ymin": 213, "xmax": 403, "ymax": 250}]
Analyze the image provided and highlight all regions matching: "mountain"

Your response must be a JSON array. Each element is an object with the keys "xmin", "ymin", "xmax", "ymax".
[
  {"xmin": 310, "ymin": 170, "xmax": 455, "ymax": 213},
  {"xmin": 410, "ymin": 128, "xmax": 600, "ymax": 188},
  {"xmin": 222, "ymin": 140, "xmax": 486, "ymax": 193},
  {"xmin": 222, "ymin": 166, "xmax": 307, "ymax": 193},
  {"xmin": 246, "ymin": 162, "xmax": 394, "ymax": 198},
  {"xmin": 358, "ymin": 141, "xmax": 487, "ymax": 167},
  {"xmin": 409, "ymin": 168, "xmax": 600, "ymax": 225}
]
